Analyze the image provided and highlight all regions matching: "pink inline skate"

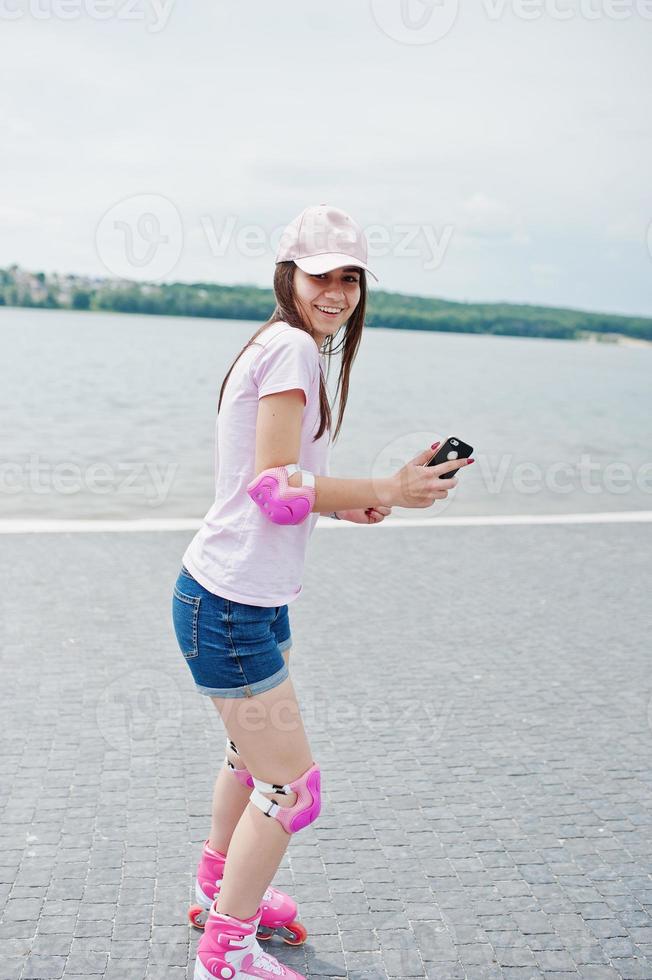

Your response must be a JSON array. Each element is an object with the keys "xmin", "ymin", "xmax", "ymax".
[
  {"xmin": 188, "ymin": 740, "xmax": 307, "ymax": 945},
  {"xmin": 188, "ymin": 840, "xmax": 307, "ymax": 945},
  {"xmin": 194, "ymin": 900, "xmax": 305, "ymax": 980}
]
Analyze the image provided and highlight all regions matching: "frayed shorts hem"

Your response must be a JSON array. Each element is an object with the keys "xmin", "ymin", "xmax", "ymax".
[{"xmin": 194, "ymin": 662, "xmax": 290, "ymax": 699}]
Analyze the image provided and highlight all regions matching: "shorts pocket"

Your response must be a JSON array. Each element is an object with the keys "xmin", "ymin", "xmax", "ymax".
[{"xmin": 172, "ymin": 585, "xmax": 201, "ymax": 659}]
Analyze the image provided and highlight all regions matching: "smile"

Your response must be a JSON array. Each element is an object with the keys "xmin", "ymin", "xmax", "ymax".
[{"xmin": 315, "ymin": 305, "xmax": 344, "ymax": 316}]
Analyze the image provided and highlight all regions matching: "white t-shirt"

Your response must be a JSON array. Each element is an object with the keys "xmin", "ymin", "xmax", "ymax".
[{"xmin": 182, "ymin": 321, "xmax": 331, "ymax": 606}]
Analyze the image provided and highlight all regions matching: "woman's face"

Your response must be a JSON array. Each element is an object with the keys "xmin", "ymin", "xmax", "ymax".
[{"xmin": 293, "ymin": 266, "xmax": 362, "ymax": 345}]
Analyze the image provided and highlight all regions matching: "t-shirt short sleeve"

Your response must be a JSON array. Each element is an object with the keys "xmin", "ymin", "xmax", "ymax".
[{"xmin": 251, "ymin": 327, "xmax": 316, "ymax": 405}]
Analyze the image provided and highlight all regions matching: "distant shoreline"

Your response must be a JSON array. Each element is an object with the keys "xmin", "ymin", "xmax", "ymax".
[
  {"xmin": 580, "ymin": 331, "xmax": 652, "ymax": 348},
  {"xmin": 2, "ymin": 264, "xmax": 651, "ymax": 345}
]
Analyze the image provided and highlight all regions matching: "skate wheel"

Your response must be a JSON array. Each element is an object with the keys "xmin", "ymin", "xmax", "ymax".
[
  {"xmin": 280, "ymin": 920, "xmax": 308, "ymax": 945},
  {"xmin": 188, "ymin": 904, "xmax": 209, "ymax": 929},
  {"xmin": 256, "ymin": 927, "xmax": 274, "ymax": 941}
]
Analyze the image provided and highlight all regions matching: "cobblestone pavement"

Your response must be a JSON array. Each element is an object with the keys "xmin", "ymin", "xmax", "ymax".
[{"xmin": 1, "ymin": 523, "xmax": 651, "ymax": 980}]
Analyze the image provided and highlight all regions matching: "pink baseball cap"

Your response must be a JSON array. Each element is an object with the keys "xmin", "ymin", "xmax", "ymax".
[{"xmin": 275, "ymin": 204, "xmax": 379, "ymax": 282}]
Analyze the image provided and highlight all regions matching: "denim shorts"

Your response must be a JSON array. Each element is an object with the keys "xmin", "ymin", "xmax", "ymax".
[{"xmin": 171, "ymin": 565, "xmax": 292, "ymax": 699}]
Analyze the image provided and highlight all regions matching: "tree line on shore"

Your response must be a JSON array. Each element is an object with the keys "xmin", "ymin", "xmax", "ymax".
[{"xmin": 1, "ymin": 266, "xmax": 650, "ymax": 342}]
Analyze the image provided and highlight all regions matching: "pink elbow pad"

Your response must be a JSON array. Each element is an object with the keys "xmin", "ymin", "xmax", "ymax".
[{"xmin": 246, "ymin": 463, "xmax": 316, "ymax": 525}]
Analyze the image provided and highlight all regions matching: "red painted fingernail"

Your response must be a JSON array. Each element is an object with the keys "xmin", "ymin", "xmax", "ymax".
[
  {"xmin": 467, "ymin": 458, "xmax": 475, "ymax": 465},
  {"xmin": 431, "ymin": 442, "xmax": 440, "ymax": 449}
]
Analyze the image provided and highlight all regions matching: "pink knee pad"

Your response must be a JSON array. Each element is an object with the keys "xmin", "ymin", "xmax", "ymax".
[
  {"xmin": 224, "ymin": 738, "xmax": 254, "ymax": 789},
  {"xmin": 248, "ymin": 762, "xmax": 321, "ymax": 834},
  {"xmin": 246, "ymin": 464, "xmax": 316, "ymax": 526}
]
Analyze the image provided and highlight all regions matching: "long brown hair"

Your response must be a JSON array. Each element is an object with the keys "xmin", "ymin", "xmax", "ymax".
[{"xmin": 217, "ymin": 261, "xmax": 367, "ymax": 444}]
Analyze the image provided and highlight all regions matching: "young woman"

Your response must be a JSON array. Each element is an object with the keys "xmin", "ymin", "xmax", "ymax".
[{"xmin": 171, "ymin": 204, "xmax": 472, "ymax": 980}]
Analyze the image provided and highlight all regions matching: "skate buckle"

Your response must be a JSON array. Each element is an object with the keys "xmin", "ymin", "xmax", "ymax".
[{"xmin": 217, "ymin": 931, "xmax": 246, "ymax": 948}]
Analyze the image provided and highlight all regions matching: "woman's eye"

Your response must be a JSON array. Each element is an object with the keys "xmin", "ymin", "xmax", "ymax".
[{"xmin": 311, "ymin": 273, "xmax": 358, "ymax": 284}]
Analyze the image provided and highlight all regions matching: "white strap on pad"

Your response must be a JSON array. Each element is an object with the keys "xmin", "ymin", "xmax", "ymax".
[
  {"xmin": 249, "ymin": 775, "xmax": 291, "ymax": 819},
  {"xmin": 284, "ymin": 463, "xmax": 315, "ymax": 488}
]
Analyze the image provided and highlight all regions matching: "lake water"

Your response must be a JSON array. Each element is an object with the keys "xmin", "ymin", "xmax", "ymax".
[{"xmin": 2, "ymin": 306, "xmax": 651, "ymax": 520}]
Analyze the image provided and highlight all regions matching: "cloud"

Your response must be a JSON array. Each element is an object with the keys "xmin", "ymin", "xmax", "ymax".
[{"xmin": 0, "ymin": 2, "xmax": 649, "ymax": 315}]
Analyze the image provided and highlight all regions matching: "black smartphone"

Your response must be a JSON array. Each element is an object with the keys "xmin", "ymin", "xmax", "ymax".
[{"xmin": 426, "ymin": 436, "xmax": 474, "ymax": 479}]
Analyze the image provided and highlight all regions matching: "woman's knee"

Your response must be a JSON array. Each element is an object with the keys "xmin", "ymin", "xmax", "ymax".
[
  {"xmin": 213, "ymin": 677, "xmax": 313, "ymax": 784},
  {"xmin": 249, "ymin": 762, "xmax": 322, "ymax": 833}
]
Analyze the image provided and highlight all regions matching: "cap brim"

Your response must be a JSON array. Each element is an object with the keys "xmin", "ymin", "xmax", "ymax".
[{"xmin": 293, "ymin": 253, "xmax": 379, "ymax": 283}]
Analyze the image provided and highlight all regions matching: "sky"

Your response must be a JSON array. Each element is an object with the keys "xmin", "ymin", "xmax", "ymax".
[{"xmin": 1, "ymin": 0, "xmax": 651, "ymax": 317}]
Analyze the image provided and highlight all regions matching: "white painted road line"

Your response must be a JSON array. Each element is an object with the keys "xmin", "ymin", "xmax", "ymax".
[{"xmin": 1, "ymin": 511, "xmax": 651, "ymax": 533}]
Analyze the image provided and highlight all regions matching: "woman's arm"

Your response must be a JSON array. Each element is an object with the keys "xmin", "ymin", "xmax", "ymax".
[
  {"xmin": 255, "ymin": 391, "xmax": 395, "ymax": 513},
  {"xmin": 298, "ymin": 473, "xmax": 393, "ymax": 511}
]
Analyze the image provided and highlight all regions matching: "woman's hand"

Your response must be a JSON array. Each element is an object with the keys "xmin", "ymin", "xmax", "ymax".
[
  {"xmin": 387, "ymin": 444, "xmax": 474, "ymax": 509},
  {"xmin": 338, "ymin": 506, "xmax": 393, "ymax": 525}
]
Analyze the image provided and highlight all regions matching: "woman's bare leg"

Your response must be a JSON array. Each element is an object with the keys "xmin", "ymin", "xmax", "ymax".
[
  {"xmin": 207, "ymin": 744, "xmax": 255, "ymax": 855},
  {"xmin": 208, "ymin": 648, "xmax": 292, "ymax": 855},
  {"xmin": 210, "ymin": 669, "xmax": 314, "ymax": 921}
]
